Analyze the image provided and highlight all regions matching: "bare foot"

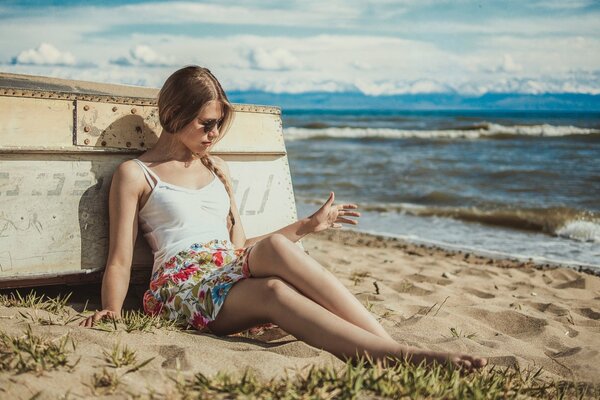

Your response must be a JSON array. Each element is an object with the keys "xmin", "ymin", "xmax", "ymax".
[{"xmin": 400, "ymin": 346, "xmax": 488, "ymax": 373}]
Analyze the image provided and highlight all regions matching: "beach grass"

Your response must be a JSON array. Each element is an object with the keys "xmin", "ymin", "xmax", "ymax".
[
  {"xmin": 0, "ymin": 289, "xmax": 73, "ymax": 313},
  {"xmin": 448, "ymin": 327, "xmax": 478, "ymax": 339},
  {"xmin": 102, "ymin": 341, "xmax": 138, "ymax": 368},
  {"xmin": 166, "ymin": 355, "xmax": 599, "ymax": 399},
  {"xmin": 350, "ymin": 270, "xmax": 372, "ymax": 285},
  {"xmin": 92, "ymin": 309, "xmax": 183, "ymax": 333},
  {"xmin": 0, "ymin": 323, "xmax": 79, "ymax": 374}
]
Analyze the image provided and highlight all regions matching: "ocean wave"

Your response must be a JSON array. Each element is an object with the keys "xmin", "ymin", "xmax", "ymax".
[
  {"xmin": 556, "ymin": 220, "xmax": 600, "ymax": 242},
  {"xmin": 284, "ymin": 123, "xmax": 600, "ymax": 140},
  {"xmin": 297, "ymin": 197, "xmax": 600, "ymax": 242}
]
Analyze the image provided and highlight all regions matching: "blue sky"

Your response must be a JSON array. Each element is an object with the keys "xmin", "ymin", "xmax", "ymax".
[{"xmin": 0, "ymin": 0, "xmax": 599, "ymax": 95}]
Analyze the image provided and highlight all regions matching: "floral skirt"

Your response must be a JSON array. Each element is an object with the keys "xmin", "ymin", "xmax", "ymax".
[{"xmin": 142, "ymin": 239, "xmax": 255, "ymax": 332}]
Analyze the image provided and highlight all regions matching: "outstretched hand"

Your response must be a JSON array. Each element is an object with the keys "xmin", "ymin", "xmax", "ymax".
[{"xmin": 308, "ymin": 192, "xmax": 360, "ymax": 233}]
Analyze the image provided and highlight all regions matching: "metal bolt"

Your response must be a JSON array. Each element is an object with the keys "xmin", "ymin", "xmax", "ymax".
[
  {"xmin": 135, "ymin": 126, "xmax": 142, "ymax": 133},
  {"xmin": 84, "ymin": 126, "xmax": 90, "ymax": 132},
  {"xmin": 140, "ymin": 142, "xmax": 145, "ymax": 147},
  {"xmin": 112, "ymin": 106, "xmax": 117, "ymax": 112},
  {"xmin": 84, "ymin": 138, "xmax": 90, "ymax": 145},
  {"xmin": 101, "ymin": 141, "xmax": 107, "ymax": 146},
  {"xmin": 83, "ymin": 105, "xmax": 89, "ymax": 111},
  {"xmin": 131, "ymin": 108, "xmax": 137, "ymax": 114},
  {"xmin": 126, "ymin": 141, "xmax": 131, "ymax": 147}
]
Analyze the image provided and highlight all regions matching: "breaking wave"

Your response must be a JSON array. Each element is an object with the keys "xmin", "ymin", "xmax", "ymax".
[{"xmin": 284, "ymin": 123, "xmax": 600, "ymax": 141}]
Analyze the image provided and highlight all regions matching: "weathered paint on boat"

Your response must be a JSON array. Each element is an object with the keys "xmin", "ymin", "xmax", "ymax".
[{"xmin": 0, "ymin": 72, "xmax": 299, "ymax": 289}]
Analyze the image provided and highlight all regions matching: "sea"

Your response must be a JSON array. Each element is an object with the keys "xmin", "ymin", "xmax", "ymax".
[{"xmin": 280, "ymin": 110, "xmax": 600, "ymax": 272}]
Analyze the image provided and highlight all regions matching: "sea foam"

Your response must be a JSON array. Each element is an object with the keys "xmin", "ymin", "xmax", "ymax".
[{"xmin": 284, "ymin": 123, "xmax": 600, "ymax": 140}]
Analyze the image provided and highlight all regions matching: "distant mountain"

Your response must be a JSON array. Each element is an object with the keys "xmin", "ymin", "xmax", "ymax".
[{"xmin": 227, "ymin": 91, "xmax": 600, "ymax": 111}]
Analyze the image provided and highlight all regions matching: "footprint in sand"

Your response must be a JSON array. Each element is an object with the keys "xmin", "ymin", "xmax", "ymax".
[
  {"xmin": 553, "ymin": 276, "xmax": 587, "ymax": 289},
  {"xmin": 157, "ymin": 345, "xmax": 192, "ymax": 370},
  {"xmin": 466, "ymin": 309, "xmax": 547, "ymax": 338},
  {"xmin": 464, "ymin": 288, "xmax": 495, "ymax": 299},
  {"xmin": 575, "ymin": 307, "xmax": 600, "ymax": 320},
  {"xmin": 391, "ymin": 281, "xmax": 433, "ymax": 296},
  {"xmin": 526, "ymin": 302, "xmax": 569, "ymax": 317},
  {"xmin": 407, "ymin": 273, "xmax": 452, "ymax": 286}
]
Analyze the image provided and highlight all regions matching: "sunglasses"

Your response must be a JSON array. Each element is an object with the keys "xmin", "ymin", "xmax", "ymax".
[{"xmin": 198, "ymin": 117, "xmax": 224, "ymax": 134}]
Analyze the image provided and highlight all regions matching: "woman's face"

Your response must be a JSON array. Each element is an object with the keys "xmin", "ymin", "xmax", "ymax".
[{"xmin": 178, "ymin": 100, "xmax": 224, "ymax": 156}]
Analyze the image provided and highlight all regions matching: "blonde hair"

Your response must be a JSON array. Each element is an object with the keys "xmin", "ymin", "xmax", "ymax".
[{"xmin": 157, "ymin": 65, "xmax": 236, "ymax": 234}]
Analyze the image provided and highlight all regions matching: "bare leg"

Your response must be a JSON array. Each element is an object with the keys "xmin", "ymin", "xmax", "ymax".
[
  {"xmin": 246, "ymin": 234, "xmax": 394, "ymax": 341},
  {"xmin": 208, "ymin": 277, "xmax": 487, "ymax": 371}
]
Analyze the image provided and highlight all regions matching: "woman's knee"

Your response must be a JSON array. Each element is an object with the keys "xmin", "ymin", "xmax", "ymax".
[
  {"xmin": 262, "ymin": 233, "xmax": 293, "ymax": 254},
  {"xmin": 261, "ymin": 277, "xmax": 301, "ymax": 303}
]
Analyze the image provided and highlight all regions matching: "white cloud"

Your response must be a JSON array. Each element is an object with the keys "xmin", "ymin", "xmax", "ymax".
[
  {"xmin": 12, "ymin": 43, "xmax": 76, "ymax": 66},
  {"xmin": 351, "ymin": 61, "xmax": 373, "ymax": 71},
  {"xmin": 354, "ymin": 79, "xmax": 452, "ymax": 95},
  {"xmin": 111, "ymin": 45, "xmax": 177, "ymax": 67},
  {"xmin": 499, "ymin": 54, "xmax": 522, "ymax": 73},
  {"xmin": 247, "ymin": 47, "xmax": 302, "ymax": 71}
]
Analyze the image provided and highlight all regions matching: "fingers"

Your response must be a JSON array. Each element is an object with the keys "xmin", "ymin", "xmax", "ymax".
[
  {"xmin": 326, "ymin": 191, "xmax": 335, "ymax": 205},
  {"xmin": 337, "ymin": 210, "xmax": 361, "ymax": 217},
  {"xmin": 79, "ymin": 310, "xmax": 118, "ymax": 328},
  {"xmin": 336, "ymin": 217, "xmax": 359, "ymax": 225}
]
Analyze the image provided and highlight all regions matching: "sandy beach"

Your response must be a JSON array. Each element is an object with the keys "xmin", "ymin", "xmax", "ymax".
[{"xmin": 1, "ymin": 229, "xmax": 599, "ymax": 398}]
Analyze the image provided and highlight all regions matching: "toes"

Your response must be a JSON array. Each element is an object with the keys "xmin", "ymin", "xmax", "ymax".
[
  {"xmin": 474, "ymin": 357, "xmax": 488, "ymax": 368},
  {"xmin": 466, "ymin": 356, "xmax": 487, "ymax": 369},
  {"xmin": 459, "ymin": 359, "xmax": 473, "ymax": 371}
]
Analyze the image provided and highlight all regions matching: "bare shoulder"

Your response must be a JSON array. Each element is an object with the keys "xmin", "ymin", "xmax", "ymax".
[
  {"xmin": 112, "ymin": 159, "xmax": 145, "ymax": 194},
  {"xmin": 210, "ymin": 155, "xmax": 231, "ymax": 175}
]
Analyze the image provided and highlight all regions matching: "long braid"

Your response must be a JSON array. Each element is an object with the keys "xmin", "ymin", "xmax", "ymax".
[{"xmin": 200, "ymin": 155, "xmax": 236, "ymax": 235}]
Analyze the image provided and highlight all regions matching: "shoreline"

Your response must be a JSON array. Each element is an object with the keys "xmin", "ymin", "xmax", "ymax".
[{"xmin": 330, "ymin": 228, "xmax": 600, "ymax": 277}]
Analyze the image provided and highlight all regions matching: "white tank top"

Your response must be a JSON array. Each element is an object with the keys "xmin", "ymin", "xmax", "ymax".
[{"xmin": 132, "ymin": 159, "xmax": 231, "ymax": 275}]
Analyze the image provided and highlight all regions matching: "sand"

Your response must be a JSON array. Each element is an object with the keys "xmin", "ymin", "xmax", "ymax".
[{"xmin": 1, "ymin": 229, "xmax": 599, "ymax": 398}]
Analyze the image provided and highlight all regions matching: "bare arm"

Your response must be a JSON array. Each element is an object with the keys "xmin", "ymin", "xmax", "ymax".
[{"xmin": 80, "ymin": 160, "xmax": 143, "ymax": 326}]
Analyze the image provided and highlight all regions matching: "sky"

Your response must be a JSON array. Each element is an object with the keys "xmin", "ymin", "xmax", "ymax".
[{"xmin": 0, "ymin": 0, "xmax": 599, "ymax": 96}]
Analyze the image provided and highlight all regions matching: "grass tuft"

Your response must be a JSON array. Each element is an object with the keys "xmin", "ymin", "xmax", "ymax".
[
  {"xmin": 349, "ymin": 270, "xmax": 371, "ymax": 286},
  {"xmin": 0, "ymin": 324, "xmax": 79, "ymax": 374},
  {"xmin": 0, "ymin": 290, "xmax": 72, "ymax": 313},
  {"xmin": 102, "ymin": 341, "xmax": 137, "ymax": 368},
  {"xmin": 447, "ymin": 327, "xmax": 478, "ymax": 339},
  {"xmin": 92, "ymin": 309, "xmax": 182, "ymax": 333}
]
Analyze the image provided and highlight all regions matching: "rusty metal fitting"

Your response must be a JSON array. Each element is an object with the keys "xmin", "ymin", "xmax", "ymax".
[
  {"xmin": 83, "ymin": 105, "xmax": 89, "ymax": 111},
  {"xmin": 131, "ymin": 108, "xmax": 137, "ymax": 114},
  {"xmin": 84, "ymin": 126, "xmax": 90, "ymax": 132},
  {"xmin": 126, "ymin": 141, "xmax": 131, "ymax": 147},
  {"xmin": 101, "ymin": 141, "xmax": 107, "ymax": 146},
  {"xmin": 112, "ymin": 106, "xmax": 117, "ymax": 112},
  {"xmin": 84, "ymin": 138, "xmax": 90, "ymax": 145}
]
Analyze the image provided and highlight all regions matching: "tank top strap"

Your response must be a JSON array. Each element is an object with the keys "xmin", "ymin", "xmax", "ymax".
[{"xmin": 132, "ymin": 159, "xmax": 161, "ymax": 189}]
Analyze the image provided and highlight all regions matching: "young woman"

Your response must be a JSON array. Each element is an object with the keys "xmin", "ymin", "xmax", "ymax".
[{"xmin": 80, "ymin": 65, "xmax": 487, "ymax": 372}]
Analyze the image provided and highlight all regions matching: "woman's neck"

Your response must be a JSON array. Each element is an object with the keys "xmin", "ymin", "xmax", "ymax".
[{"xmin": 146, "ymin": 129, "xmax": 207, "ymax": 164}]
